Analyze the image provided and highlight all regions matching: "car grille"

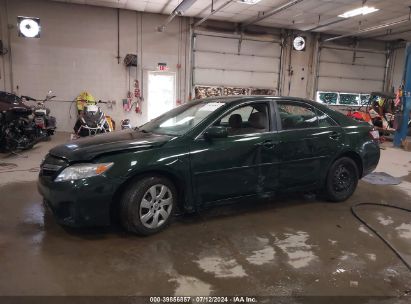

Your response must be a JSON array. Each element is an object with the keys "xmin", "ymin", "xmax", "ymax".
[{"xmin": 40, "ymin": 154, "xmax": 68, "ymax": 179}]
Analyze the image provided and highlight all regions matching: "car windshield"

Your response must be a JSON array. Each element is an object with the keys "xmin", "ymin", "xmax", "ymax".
[{"xmin": 139, "ymin": 100, "xmax": 227, "ymax": 136}]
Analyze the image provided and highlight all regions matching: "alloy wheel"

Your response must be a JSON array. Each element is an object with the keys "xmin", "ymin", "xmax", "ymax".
[{"xmin": 333, "ymin": 164, "xmax": 353, "ymax": 193}]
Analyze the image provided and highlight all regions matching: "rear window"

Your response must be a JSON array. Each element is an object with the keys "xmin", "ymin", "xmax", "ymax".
[
  {"xmin": 278, "ymin": 101, "xmax": 338, "ymax": 129},
  {"xmin": 278, "ymin": 102, "xmax": 318, "ymax": 130}
]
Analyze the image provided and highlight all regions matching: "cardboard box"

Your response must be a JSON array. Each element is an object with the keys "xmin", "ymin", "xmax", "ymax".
[{"xmin": 401, "ymin": 139, "xmax": 411, "ymax": 151}]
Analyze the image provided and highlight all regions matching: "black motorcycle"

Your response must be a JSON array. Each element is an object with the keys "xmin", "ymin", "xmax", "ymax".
[{"xmin": 0, "ymin": 91, "xmax": 36, "ymax": 152}]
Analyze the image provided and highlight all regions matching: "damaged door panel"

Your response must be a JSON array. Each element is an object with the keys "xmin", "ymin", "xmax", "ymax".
[{"xmin": 275, "ymin": 100, "xmax": 343, "ymax": 190}]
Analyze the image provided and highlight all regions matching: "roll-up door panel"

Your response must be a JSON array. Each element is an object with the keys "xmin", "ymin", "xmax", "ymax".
[
  {"xmin": 318, "ymin": 47, "xmax": 386, "ymax": 93},
  {"xmin": 195, "ymin": 69, "xmax": 278, "ymax": 88},
  {"xmin": 193, "ymin": 33, "xmax": 281, "ymax": 89},
  {"xmin": 195, "ymin": 52, "xmax": 280, "ymax": 73}
]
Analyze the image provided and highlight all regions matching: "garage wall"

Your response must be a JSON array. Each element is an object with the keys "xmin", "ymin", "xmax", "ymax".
[
  {"xmin": 0, "ymin": 0, "xmax": 405, "ymax": 133},
  {"xmin": 390, "ymin": 46, "xmax": 406, "ymax": 91},
  {"xmin": 317, "ymin": 44, "xmax": 387, "ymax": 94},
  {"xmin": 281, "ymin": 33, "xmax": 317, "ymax": 99},
  {"xmin": 193, "ymin": 31, "xmax": 281, "ymax": 90},
  {"xmin": 0, "ymin": 0, "xmax": 190, "ymax": 132}
]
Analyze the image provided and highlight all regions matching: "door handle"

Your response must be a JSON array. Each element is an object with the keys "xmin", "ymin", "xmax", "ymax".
[
  {"xmin": 329, "ymin": 132, "xmax": 341, "ymax": 140},
  {"xmin": 256, "ymin": 140, "xmax": 276, "ymax": 149}
]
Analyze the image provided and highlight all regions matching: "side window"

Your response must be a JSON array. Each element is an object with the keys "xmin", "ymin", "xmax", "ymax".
[
  {"xmin": 215, "ymin": 103, "xmax": 269, "ymax": 136},
  {"xmin": 278, "ymin": 102, "xmax": 318, "ymax": 130},
  {"xmin": 317, "ymin": 110, "xmax": 337, "ymax": 127},
  {"xmin": 220, "ymin": 106, "xmax": 253, "ymax": 124}
]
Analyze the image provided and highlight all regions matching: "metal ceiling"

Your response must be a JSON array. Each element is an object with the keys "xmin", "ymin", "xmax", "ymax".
[{"xmin": 52, "ymin": 0, "xmax": 411, "ymax": 41}]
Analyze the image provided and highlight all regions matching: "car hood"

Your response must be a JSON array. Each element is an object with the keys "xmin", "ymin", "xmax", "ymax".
[{"xmin": 49, "ymin": 130, "xmax": 173, "ymax": 162}]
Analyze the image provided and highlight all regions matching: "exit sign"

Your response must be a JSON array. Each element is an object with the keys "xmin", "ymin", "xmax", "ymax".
[{"xmin": 157, "ymin": 63, "xmax": 168, "ymax": 71}]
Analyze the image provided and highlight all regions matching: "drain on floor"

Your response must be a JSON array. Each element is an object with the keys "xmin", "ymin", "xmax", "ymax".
[
  {"xmin": 0, "ymin": 162, "xmax": 18, "ymax": 171},
  {"xmin": 362, "ymin": 172, "xmax": 401, "ymax": 185}
]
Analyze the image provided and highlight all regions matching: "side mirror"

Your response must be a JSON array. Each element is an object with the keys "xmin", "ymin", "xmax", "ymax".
[{"xmin": 204, "ymin": 126, "xmax": 228, "ymax": 140}]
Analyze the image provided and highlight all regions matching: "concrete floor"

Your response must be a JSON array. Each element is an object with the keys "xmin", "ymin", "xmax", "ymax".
[{"xmin": 0, "ymin": 132, "xmax": 411, "ymax": 297}]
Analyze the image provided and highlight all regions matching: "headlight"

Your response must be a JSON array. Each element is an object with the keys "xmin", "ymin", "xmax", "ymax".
[{"xmin": 54, "ymin": 162, "xmax": 114, "ymax": 182}]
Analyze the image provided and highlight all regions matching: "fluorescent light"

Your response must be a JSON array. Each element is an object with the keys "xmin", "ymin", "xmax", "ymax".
[
  {"xmin": 338, "ymin": 6, "xmax": 379, "ymax": 18},
  {"xmin": 238, "ymin": 0, "xmax": 262, "ymax": 4}
]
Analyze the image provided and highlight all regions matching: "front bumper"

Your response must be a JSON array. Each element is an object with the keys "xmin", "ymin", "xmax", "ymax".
[{"xmin": 38, "ymin": 175, "xmax": 121, "ymax": 227}]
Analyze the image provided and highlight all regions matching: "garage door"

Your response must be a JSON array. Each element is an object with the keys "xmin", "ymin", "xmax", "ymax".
[
  {"xmin": 193, "ymin": 32, "xmax": 282, "ymax": 91},
  {"xmin": 317, "ymin": 46, "xmax": 387, "ymax": 93}
]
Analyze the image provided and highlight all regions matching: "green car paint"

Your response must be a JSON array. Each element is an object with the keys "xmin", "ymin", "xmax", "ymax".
[{"xmin": 38, "ymin": 96, "xmax": 380, "ymax": 227}]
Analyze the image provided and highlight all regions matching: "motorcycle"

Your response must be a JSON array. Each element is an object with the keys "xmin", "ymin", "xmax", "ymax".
[
  {"xmin": 346, "ymin": 92, "xmax": 399, "ymax": 133},
  {"xmin": 121, "ymin": 119, "xmax": 132, "ymax": 130},
  {"xmin": 0, "ymin": 91, "xmax": 36, "ymax": 152},
  {"xmin": 73, "ymin": 100, "xmax": 113, "ymax": 137},
  {"xmin": 28, "ymin": 91, "xmax": 57, "ymax": 140}
]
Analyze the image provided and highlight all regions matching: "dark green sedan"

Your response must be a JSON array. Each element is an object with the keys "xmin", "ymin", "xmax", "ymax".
[{"xmin": 38, "ymin": 96, "xmax": 380, "ymax": 235}]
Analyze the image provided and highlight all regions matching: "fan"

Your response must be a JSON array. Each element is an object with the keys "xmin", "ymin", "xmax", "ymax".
[{"xmin": 18, "ymin": 16, "xmax": 41, "ymax": 38}]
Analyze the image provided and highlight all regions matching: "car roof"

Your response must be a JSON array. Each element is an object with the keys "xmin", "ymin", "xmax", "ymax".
[
  {"xmin": 197, "ymin": 95, "xmax": 313, "ymax": 103},
  {"xmin": 195, "ymin": 95, "xmax": 327, "ymax": 111}
]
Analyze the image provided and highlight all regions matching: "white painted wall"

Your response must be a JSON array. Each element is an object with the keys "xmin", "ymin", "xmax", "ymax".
[{"xmin": 0, "ymin": 0, "xmax": 190, "ymax": 132}]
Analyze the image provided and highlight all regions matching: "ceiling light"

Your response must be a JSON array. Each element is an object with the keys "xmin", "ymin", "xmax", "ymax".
[
  {"xmin": 338, "ymin": 6, "xmax": 379, "ymax": 18},
  {"xmin": 238, "ymin": 0, "xmax": 262, "ymax": 4}
]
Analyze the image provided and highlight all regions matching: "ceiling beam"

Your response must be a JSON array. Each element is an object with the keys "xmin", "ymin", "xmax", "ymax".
[
  {"xmin": 324, "ymin": 17, "xmax": 411, "ymax": 42},
  {"xmin": 241, "ymin": 0, "xmax": 305, "ymax": 28},
  {"xmin": 366, "ymin": 28, "xmax": 411, "ymax": 40},
  {"xmin": 307, "ymin": 18, "xmax": 345, "ymax": 32},
  {"xmin": 194, "ymin": 0, "xmax": 234, "ymax": 27},
  {"xmin": 157, "ymin": 0, "xmax": 198, "ymax": 32}
]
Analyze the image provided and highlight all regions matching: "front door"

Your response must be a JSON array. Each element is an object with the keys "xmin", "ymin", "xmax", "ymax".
[
  {"xmin": 189, "ymin": 102, "xmax": 278, "ymax": 205},
  {"xmin": 275, "ymin": 100, "xmax": 343, "ymax": 190}
]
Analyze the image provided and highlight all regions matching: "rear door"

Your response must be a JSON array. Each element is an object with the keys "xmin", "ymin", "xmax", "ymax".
[{"xmin": 275, "ymin": 100, "xmax": 343, "ymax": 190}]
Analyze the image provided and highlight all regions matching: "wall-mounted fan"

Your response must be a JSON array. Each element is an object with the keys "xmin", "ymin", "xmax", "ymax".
[{"xmin": 18, "ymin": 16, "xmax": 41, "ymax": 38}]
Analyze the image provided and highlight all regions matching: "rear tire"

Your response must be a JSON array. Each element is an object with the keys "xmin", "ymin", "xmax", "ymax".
[
  {"xmin": 120, "ymin": 176, "xmax": 176, "ymax": 235},
  {"xmin": 324, "ymin": 157, "xmax": 359, "ymax": 202}
]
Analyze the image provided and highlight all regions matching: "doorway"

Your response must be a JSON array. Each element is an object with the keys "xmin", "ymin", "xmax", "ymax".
[{"xmin": 147, "ymin": 71, "xmax": 176, "ymax": 121}]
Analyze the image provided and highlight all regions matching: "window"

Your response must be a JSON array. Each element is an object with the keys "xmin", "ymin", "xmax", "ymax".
[
  {"xmin": 140, "ymin": 100, "xmax": 226, "ymax": 136},
  {"xmin": 318, "ymin": 92, "xmax": 338, "ymax": 105},
  {"xmin": 316, "ymin": 91, "xmax": 371, "ymax": 107},
  {"xmin": 278, "ymin": 102, "xmax": 318, "ymax": 130},
  {"xmin": 317, "ymin": 110, "xmax": 337, "ymax": 127},
  {"xmin": 339, "ymin": 93, "xmax": 360, "ymax": 105},
  {"xmin": 214, "ymin": 103, "xmax": 269, "ymax": 136},
  {"xmin": 360, "ymin": 94, "xmax": 370, "ymax": 105}
]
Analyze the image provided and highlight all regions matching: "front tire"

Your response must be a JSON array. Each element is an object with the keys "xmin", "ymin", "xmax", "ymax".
[
  {"xmin": 325, "ymin": 157, "xmax": 359, "ymax": 202},
  {"xmin": 120, "ymin": 176, "xmax": 176, "ymax": 235}
]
